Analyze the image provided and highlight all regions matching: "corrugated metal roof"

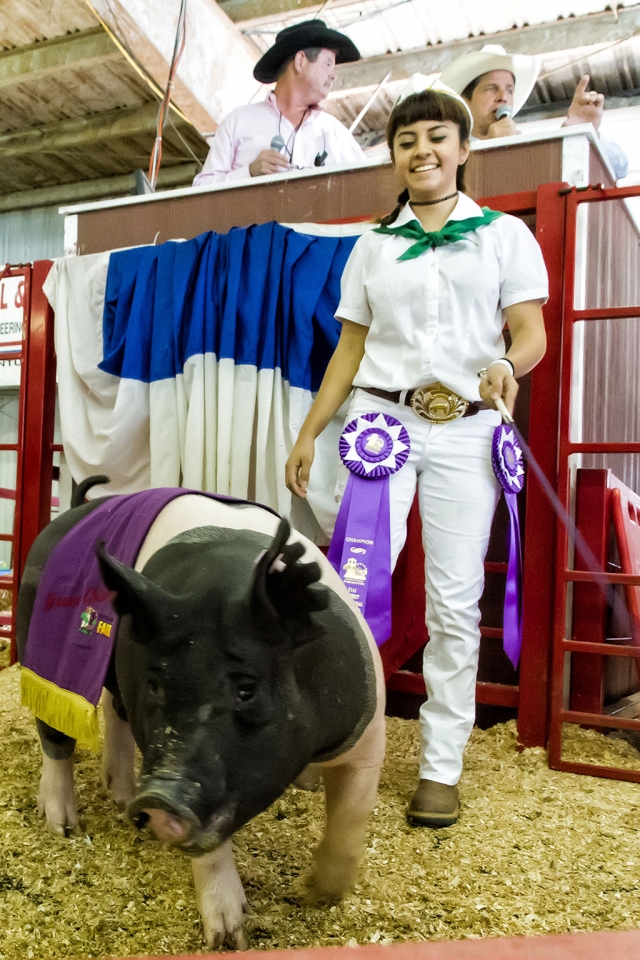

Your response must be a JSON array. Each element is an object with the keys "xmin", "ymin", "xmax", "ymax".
[
  {"xmin": 0, "ymin": 0, "xmax": 96, "ymax": 49},
  {"xmin": 242, "ymin": 0, "xmax": 640, "ymax": 59},
  {"xmin": 0, "ymin": 62, "xmax": 155, "ymax": 133}
]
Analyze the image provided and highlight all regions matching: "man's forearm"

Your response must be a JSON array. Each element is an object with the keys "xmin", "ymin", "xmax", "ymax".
[{"xmin": 193, "ymin": 165, "xmax": 251, "ymax": 186}]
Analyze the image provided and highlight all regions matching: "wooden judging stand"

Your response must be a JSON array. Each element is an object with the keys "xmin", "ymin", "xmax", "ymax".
[
  {"xmin": 65, "ymin": 124, "xmax": 614, "ymax": 254},
  {"xmin": 57, "ymin": 125, "xmax": 640, "ymax": 755}
]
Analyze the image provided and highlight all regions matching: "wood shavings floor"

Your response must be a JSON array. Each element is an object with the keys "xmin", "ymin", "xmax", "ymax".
[{"xmin": 1, "ymin": 663, "xmax": 640, "ymax": 959}]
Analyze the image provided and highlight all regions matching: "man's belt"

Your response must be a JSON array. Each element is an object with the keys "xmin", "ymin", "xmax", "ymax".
[{"xmin": 360, "ymin": 383, "xmax": 486, "ymax": 423}]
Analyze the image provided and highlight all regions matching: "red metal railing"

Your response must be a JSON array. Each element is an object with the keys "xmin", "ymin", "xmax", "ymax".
[
  {"xmin": 0, "ymin": 262, "xmax": 56, "ymax": 666},
  {"xmin": 548, "ymin": 183, "xmax": 640, "ymax": 781},
  {"xmin": 0, "ymin": 264, "xmax": 32, "ymax": 659}
]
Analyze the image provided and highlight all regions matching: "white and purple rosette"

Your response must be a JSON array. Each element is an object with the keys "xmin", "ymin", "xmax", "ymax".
[
  {"xmin": 491, "ymin": 424, "xmax": 525, "ymax": 668},
  {"xmin": 328, "ymin": 413, "xmax": 410, "ymax": 646}
]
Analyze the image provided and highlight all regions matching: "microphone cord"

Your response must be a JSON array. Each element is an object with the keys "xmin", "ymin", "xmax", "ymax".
[{"xmin": 276, "ymin": 108, "xmax": 309, "ymax": 164}]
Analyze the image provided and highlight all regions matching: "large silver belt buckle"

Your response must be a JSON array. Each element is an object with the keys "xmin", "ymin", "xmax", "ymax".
[{"xmin": 409, "ymin": 382, "xmax": 469, "ymax": 423}]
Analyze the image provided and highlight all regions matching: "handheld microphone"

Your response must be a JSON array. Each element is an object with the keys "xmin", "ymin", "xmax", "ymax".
[
  {"xmin": 495, "ymin": 105, "xmax": 513, "ymax": 121},
  {"xmin": 270, "ymin": 135, "xmax": 286, "ymax": 151}
]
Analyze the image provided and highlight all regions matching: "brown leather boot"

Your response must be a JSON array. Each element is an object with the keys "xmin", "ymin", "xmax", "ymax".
[{"xmin": 406, "ymin": 779, "xmax": 459, "ymax": 827}]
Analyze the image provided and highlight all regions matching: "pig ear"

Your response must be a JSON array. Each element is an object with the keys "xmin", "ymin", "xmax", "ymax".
[
  {"xmin": 96, "ymin": 540, "xmax": 175, "ymax": 642},
  {"xmin": 252, "ymin": 518, "xmax": 329, "ymax": 646}
]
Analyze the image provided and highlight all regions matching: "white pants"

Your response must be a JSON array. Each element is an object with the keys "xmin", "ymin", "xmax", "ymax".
[{"xmin": 343, "ymin": 389, "xmax": 501, "ymax": 785}]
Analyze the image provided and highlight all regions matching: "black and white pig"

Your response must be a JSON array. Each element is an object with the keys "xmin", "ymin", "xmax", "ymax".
[{"xmin": 17, "ymin": 479, "xmax": 385, "ymax": 949}]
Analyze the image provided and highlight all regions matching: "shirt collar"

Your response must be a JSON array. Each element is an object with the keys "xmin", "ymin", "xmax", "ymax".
[
  {"xmin": 395, "ymin": 192, "xmax": 484, "ymax": 228},
  {"xmin": 265, "ymin": 90, "xmax": 320, "ymax": 120}
]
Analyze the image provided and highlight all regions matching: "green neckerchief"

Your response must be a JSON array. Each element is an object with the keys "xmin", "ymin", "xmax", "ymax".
[{"xmin": 373, "ymin": 206, "xmax": 504, "ymax": 261}]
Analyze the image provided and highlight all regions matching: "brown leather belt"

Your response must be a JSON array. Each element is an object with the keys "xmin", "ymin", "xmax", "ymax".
[{"xmin": 361, "ymin": 383, "xmax": 486, "ymax": 423}]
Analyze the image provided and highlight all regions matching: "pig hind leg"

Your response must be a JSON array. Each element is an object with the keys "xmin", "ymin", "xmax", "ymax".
[
  {"xmin": 101, "ymin": 690, "xmax": 135, "ymax": 808},
  {"xmin": 36, "ymin": 719, "xmax": 81, "ymax": 837},
  {"xmin": 191, "ymin": 839, "xmax": 248, "ymax": 950}
]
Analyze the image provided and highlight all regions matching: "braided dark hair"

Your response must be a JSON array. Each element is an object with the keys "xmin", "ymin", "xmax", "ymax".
[{"xmin": 379, "ymin": 90, "xmax": 471, "ymax": 226}]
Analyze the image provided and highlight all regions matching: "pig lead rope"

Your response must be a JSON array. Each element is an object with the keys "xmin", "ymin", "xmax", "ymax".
[{"xmin": 495, "ymin": 399, "xmax": 625, "ymax": 616}]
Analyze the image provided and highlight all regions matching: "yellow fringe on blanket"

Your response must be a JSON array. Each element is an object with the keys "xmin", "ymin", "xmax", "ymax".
[{"xmin": 20, "ymin": 668, "xmax": 101, "ymax": 752}]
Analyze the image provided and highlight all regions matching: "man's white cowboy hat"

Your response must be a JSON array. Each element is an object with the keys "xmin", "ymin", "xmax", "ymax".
[
  {"xmin": 439, "ymin": 45, "xmax": 541, "ymax": 117},
  {"xmin": 395, "ymin": 75, "xmax": 475, "ymax": 128}
]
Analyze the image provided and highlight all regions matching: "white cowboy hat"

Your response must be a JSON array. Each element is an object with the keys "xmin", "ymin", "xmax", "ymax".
[
  {"xmin": 439, "ymin": 45, "xmax": 541, "ymax": 117},
  {"xmin": 395, "ymin": 75, "xmax": 475, "ymax": 128}
]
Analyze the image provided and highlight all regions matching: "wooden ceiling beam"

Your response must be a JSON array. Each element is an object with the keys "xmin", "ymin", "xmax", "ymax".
[
  {"xmin": 219, "ymin": 0, "xmax": 320, "ymax": 25},
  {"xmin": 0, "ymin": 103, "xmax": 163, "ymax": 158},
  {"xmin": 331, "ymin": 6, "xmax": 640, "ymax": 94},
  {"xmin": 0, "ymin": 163, "xmax": 199, "ymax": 213},
  {"xmin": 0, "ymin": 27, "xmax": 121, "ymax": 90}
]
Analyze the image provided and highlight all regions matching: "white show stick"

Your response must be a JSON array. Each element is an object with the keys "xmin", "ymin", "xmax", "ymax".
[{"xmin": 495, "ymin": 397, "xmax": 514, "ymax": 424}]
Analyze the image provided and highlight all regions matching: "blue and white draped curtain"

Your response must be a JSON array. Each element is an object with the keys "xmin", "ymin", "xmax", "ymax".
[{"xmin": 44, "ymin": 221, "xmax": 371, "ymax": 541}]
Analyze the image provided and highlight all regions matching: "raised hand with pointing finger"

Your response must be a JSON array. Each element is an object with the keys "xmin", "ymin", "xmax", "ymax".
[{"xmin": 562, "ymin": 74, "xmax": 604, "ymax": 131}]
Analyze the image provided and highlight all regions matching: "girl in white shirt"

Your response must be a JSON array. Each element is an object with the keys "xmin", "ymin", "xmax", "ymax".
[{"xmin": 285, "ymin": 87, "xmax": 548, "ymax": 827}]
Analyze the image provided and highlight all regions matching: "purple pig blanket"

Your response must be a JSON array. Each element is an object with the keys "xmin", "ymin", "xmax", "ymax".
[{"xmin": 20, "ymin": 488, "xmax": 276, "ymax": 749}]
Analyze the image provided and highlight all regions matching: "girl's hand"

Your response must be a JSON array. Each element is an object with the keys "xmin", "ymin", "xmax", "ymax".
[
  {"xmin": 285, "ymin": 434, "xmax": 315, "ymax": 498},
  {"xmin": 479, "ymin": 362, "xmax": 518, "ymax": 415}
]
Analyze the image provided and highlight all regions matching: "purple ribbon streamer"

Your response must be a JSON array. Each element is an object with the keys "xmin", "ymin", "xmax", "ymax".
[
  {"xmin": 328, "ymin": 474, "xmax": 392, "ymax": 644},
  {"xmin": 491, "ymin": 425, "xmax": 525, "ymax": 669},
  {"xmin": 328, "ymin": 413, "xmax": 410, "ymax": 646},
  {"xmin": 503, "ymin": 492, "xmax": 523, "ymax": 668}
]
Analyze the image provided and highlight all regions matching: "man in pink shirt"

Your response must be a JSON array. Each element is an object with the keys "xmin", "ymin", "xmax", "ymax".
[{"xmin": 192, "ymin": 20, "xmax": 366, "ymax": 186}]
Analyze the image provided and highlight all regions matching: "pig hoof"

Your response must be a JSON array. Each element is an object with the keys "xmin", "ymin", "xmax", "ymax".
[
  {"xmin": 202, "ymin": 908, "xmax": 249, "ymax": 951},
  {"xmin": 38, "ymin": 756, "xmax": 80, "ymax": 838},
  {"xmin": 293, "ymin": 766, "xmax": 321, "ymax": 792},
  {"xmin": 37, "ymin": 791, "xmax": 81, "ymax": 837},
  {"xmin": 308, "ymin": 856, "xmax": 358, "ymax": 902},
  {"xmin": 101, "ymin": 768, "xmax": 135, "ymax": 809}
]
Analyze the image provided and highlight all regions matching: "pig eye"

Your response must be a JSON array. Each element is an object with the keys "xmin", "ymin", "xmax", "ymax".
[{"xmin": 236, "ymin": 680, "xmax": 257, "ymax": 703}]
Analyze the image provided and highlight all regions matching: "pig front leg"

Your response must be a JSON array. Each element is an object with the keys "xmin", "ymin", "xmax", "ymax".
[
  {"xmin": 36, "ymin": 719, "xmax": 80, "ymax": 837},
  {"xmin": 311, "ymin": 761, "xmax": 380, "ymax": 898},
  {"xmin": 191, "ymin": 840, "xmax": 248, "ymax": 950},
  {"xmin": 311, "ymin": 715, "xmax": 385, "ymax": 899},
  {"xmin": 101, "ymin": 690, "xmax": 135, "ymax": 808}
]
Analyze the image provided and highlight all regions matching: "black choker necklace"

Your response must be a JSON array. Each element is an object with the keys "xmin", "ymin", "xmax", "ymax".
[{"xmin": 410, "ymin": 191, "xmax": 458, "ymax": 206}]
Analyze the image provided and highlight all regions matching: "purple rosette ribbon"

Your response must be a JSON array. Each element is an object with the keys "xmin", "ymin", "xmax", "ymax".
[
  {"xmin": 491, "ymin": 424, "xmax": 525, "ymax": 668},
  {"xmin": 328, "ymin": 412, "xmax": 410, "ymax": 646}
]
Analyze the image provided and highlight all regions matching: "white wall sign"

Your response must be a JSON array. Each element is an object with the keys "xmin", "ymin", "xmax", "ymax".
[{"xmin": 0, "ymin": 275, "xmax": 25, "ymax": 388}]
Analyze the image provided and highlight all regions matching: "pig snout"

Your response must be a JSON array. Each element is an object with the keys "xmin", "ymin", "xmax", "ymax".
[
  {"xmin": 142, "ymin": 807, "xmax": 193, "ymax": 843},
  {"xmin": 129, "ymin": 776, "xmax": 202, "ymax": 844},
  {"xmin": 129, "ymin": 773, "xmax": 237, "ymax": 856}
]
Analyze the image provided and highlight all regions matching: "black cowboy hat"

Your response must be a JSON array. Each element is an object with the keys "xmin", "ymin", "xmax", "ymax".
[{"xmin": 253, "ymin": 20, "xmax": 361, "ymax": 84}]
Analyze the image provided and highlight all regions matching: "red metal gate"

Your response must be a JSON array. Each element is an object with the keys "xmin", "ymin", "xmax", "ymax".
[
  {"xmin": 0, "ymin": 261, "xmax": 56, "ymax": 666},
  {"xmin": 548, "ymin": 183, "xmax": 640, "ymax": 781}
]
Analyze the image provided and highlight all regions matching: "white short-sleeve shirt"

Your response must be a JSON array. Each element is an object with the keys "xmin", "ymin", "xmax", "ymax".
[{"xmin": 336, "ymin": 192, "xmax": 549, "ymax": 401}]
